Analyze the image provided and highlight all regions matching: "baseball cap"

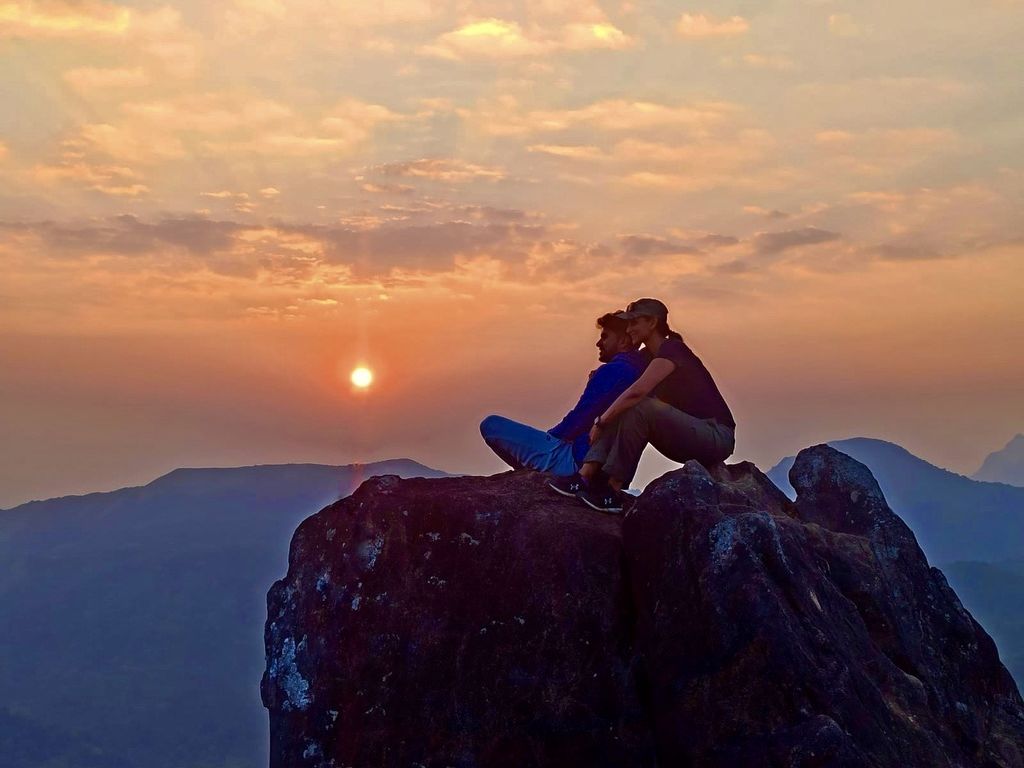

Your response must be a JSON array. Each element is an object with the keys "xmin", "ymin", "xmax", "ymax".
[{"xmin": 615, "ymin": 298, "xmax": 668, "ymax": 321}]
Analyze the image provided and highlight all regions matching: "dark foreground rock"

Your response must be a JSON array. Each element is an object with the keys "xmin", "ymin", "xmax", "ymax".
[{"xmin": 264, "ymin": 446, "xmax": 1024, "ymax": 767}]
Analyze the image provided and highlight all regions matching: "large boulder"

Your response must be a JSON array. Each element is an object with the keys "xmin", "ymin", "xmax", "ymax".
[
  {"xmin": 264, "ymin": 446, "xmax": 1024, "ymax": 767},
  {"xmin": 261, "ymin": 471, "xmax": 654, "ymax": 767},
  {"xmin": 625, "ymin": 447, "xmax": 1024, "ymax": 766}
]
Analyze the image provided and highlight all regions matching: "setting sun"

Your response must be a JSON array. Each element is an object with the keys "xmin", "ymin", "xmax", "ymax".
[{"xmin": 350, "ymin": 367, "xmax": 374, "ymax": 389}]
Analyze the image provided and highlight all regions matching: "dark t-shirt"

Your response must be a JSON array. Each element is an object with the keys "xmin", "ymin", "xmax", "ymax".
[{"xmin": 652, "ymin": 338, "xmax": 736, "ymax": 429}]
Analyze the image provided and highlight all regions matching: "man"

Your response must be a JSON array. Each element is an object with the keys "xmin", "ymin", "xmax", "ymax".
[{"xmin": 480, "ymin": 312, "xmax": 648, "ymax": 475}]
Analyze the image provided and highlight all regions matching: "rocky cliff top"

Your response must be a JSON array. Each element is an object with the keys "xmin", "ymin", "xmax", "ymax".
[{"xmin": 263, "ymin": 446, "xmax": 1024, "ymax": 767}]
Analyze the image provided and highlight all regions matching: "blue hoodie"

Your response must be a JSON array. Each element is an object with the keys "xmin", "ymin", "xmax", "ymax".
[{"xmin": 547, "ymin": 350, "xmax": 648, "ymax": 466}]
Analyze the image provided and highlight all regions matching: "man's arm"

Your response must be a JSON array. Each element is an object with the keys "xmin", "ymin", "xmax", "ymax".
[{"xmin": 548, "ymin": 362, "xmax": 638, "ymax": 441}]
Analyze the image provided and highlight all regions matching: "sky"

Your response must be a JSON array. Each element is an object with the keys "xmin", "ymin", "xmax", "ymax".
[{"xmin": 1, "ymin": 0, "xmax": 1022, "ymax": 508}]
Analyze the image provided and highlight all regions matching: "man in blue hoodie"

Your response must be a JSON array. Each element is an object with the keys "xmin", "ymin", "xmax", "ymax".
[{"xmin": 480, "ymin": 312, "xmax": 648, "ymax": 475}]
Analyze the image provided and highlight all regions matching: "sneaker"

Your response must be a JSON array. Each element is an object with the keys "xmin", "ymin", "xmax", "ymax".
[
  {"xmin": 577, "ymin": 485, "xmax": 625, "ymax": 514},
  {"xmin": 547, "ymin": 473, "xmax": 585, "ymax": 497}
]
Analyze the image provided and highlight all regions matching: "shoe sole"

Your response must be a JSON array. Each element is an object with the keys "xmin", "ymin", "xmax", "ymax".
[
  {"xmin": 547, "ymin": 481, "xmax": 581, "ymax": 498},
  {"xmin": 578, "ymin": 495, "xmax": 623, "ymax": 514}
]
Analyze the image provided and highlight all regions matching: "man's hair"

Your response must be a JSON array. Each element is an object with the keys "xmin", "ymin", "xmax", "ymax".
[{"xmin": 596, "ymin": 312, "xmax": 628, "ymax": 335}]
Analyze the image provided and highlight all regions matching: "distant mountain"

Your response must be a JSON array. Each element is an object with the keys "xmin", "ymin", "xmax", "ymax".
[
  {"xmin": 0, "ymin": 707, "xmax": 130, "ymax": 768},
  {"xmin": 942, "ymin": 560, "xmax": 1024, "ymax": 687},
  {"xmin": 0, "ymin": 460, "xmax": 450, "ymax": 768},
  {"xmin": 767, "ymin": 438, "xmax": 1024, "ymax": 564},
  {"xmin": 974, "ymin": 434, "xmax": 1024, "ymax": 487}
]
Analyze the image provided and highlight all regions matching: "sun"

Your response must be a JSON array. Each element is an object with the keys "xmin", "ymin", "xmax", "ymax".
[{"xmin": 350, "ymin": 366, "xmax": 374, "ymax": 389}]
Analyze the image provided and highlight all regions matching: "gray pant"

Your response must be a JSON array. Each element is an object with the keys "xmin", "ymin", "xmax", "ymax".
[{"xmin": 584, "ymin": 398, "xmax": 735, "ymax": 487}]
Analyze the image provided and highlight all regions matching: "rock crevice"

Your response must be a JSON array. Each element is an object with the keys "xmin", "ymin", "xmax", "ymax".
[{"xmin": 263, "ymin": 445, "xmax": 1024, "ymax": 767}]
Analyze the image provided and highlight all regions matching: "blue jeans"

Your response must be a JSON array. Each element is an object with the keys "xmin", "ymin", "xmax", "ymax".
[{"xmin": 480, "ymin": 415, "xmax": 578, "ymax": 476}]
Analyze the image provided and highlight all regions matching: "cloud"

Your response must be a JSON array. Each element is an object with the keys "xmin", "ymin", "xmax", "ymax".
[
  {"xmin": 422, "ymin": 19, "xmax": 546, "ymax": 59},
  {"xmin": 828, "ymin": 13, "xmax": 863, "ymax": 37},
  {"xmin": 360, "ymin": 181, "xmax": 416, "ymax": 195},
  {"xmin": 814, "ymin": 127, "xmax": 960, "ymax": 176},
  {"xmin": 870, "ymin": 242, "xmax": 949, "ymax": 261},
  {"xmin": 561, "ymin": 22, "xmax": 632, "ymax": 50},
  {"xmin": 199, "ymin": 191, "xmax": 260, "ymax": 214},
  {"xmin": 0, "ymin": 215, "xmax": 554, "ymax": 281},
  {"xmin": 77, "ymin": 122, "xmax": 186, "ymax": 164},
  {"xmin": 202, "ymin": 98, "xmax": 403, "ymax": 158},
  {"xmin": 44, "ymin": 95, "xmax": 405, "ymax": 174},
  {"xmin": 31, "ymin": 153, "xmax": 149, "ymax": 196},
  {"xmin": 795, "ymin": 76, "xmax": 971, "ymax": 111},
  {"xmin": 2, "ymin": 210, "xmax": 729, "ymax": 304},
  {"xmin": 0, "ymin": 140, "xmax": 7, "ymax": 160},
  {"xmin": 1, "ymin": 3, "xmax": 200, "ymax": 78},
  {"xmin": 694, "ymin": 233, "xmax": 739, "ymax": 248},
  {"xmin": 600, "ymin": 131, "xmax": 789, "ymax": 193},
  {"xmin": 712, "ymin": 259, "xmax": 752, "ymax": 274},
  {"xmin": 309, "ymin": 220, "xmax": 547, "ymax": 275},
  {"xmin": 129, "ymin": 6, "xmax": 201, "ymax": 79},
  {"xmin": 613, "ymin": 132, "xmax": 774, "ymax": 168},
  {"xmin": 619, "ymin": 234, "xmax": 700, "ymax": 257},
  {"xmin": 720, "ymin": 53, "xmax": 796, "ymax": 71},
  {"xmin": 675, "ymin": 13, "xmax": 749, "ymax": 38},
  {"xmin": 839, "ymin": 183, "xmax": 1016, "ymax": 248},
  {"xmin": 259, "ymin": 187, "xmax": 280, "ymax": 198},
  {"xmin": 753, "ymin": 227, "xmax": 841, "ymax": 255},
  {"xmin": 511, "ymin": 123, "xmax": 787, "ymax": 195},
  {"xmin": 369, "ymin": 158, "xmax": 506, "ymax": 184},
  {"xmin": 527, "ymin": 144, "xmax": 605, "ymax": 160},
  {"xmin": 0, "ymin": 0, "xmax": 131, "ymax": 38},
  {"xmin": 450, "ymin": 204, "xmax": 532, "ymax": 223},
  {"xmin": 222, "ymin": 0, "xmax": 436, "ymax": 38},
  {"xmin": 63, "ymin": 66, "xmax": 148, "ymax": 91},
  {"xmin": 201, "ymin": 190, "xmax": 247, "ymax": 200},
  {"xmin": 420, "ymin": 17, "xmax": 632, "ymax": 60},
  {"xmin": 459, "ymin": 96, "xmax": 738, "ymax": 137},
  {"xmin": 122, "ymin": 93, "xmax": 295, "ymax": 134},
  {"xmin": 744, "ymin": 206, "xmax": 790, "ymax": 220},
  {"xmin": 2, "ymin": 216, "xmax": 241, "ymax": 258},
  {"xmin": 816, "ymin": 127, "xmax": 957, "ymax": 150}
]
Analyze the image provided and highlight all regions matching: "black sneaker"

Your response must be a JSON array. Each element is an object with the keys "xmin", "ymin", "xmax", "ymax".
[
  {"xmin": 548, "ymin": 473, "xmax": 585, "ymax": 497},
  {"xmin": 577, "ymin": 485, "xmax": 625, "ymax": 514}
]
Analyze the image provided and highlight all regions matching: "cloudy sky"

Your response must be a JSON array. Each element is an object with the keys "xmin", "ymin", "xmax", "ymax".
[{"xmin": 1, "ymin": 0, "xmax": 1022, "ymax": 507}]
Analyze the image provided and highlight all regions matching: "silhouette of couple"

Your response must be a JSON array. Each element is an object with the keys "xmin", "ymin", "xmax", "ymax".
[{"xmin": 480, "ymin": 299, "xmax": 735, "ymax": 513}]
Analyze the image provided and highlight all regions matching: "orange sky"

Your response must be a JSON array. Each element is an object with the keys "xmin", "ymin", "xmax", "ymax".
[{"xmin": 1, "ymin": 0, "xmax": 1022, "ymax": 507}]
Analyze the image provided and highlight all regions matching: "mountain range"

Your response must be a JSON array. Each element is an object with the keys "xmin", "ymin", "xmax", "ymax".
[
  {"xmin": 0, "ymin": 460, "xmax": 449, "ymax": 768},
  {"xmin": 2, "ymin": 438, "xmax": 1022, "ymax": 767},
  {"xmin": 973, "ymin": 433, "xmax": 1024, "ymax": 486}
]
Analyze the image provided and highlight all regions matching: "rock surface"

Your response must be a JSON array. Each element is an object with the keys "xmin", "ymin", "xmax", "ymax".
[{"xmin": 264, "ymin": 446, "xmax": 1024, "ymax": 767}]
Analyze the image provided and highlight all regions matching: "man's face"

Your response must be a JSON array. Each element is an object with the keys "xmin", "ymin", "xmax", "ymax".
[{"xmin": 596, "ymin": 327, "xmax": 629, "ymax": 362}]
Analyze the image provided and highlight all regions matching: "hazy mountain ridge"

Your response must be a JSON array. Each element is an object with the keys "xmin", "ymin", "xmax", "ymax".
[
  {"xmin": 974, "ymin": 434, "xmax": 1024, "ymax": 487},
  {"xmin": 0, "ymin": 459, "xmax": 450, "ymax": 768},
  {"xmin": 941, "ymin": 559, "xmax": 1024, "ymax": 687}
]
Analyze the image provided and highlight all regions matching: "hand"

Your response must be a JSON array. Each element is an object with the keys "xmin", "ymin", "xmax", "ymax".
[{"xmin": 588, "ymin": 423, "xmax": 602, "ymax": 445}]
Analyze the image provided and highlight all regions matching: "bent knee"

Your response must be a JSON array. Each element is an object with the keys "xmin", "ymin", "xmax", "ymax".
[
  {"xmin": 624, "ymin": 399, "xmax": 662, "ymax": 428},
  {"xmin": 480, "ymin": 414, "xmax": 506, "ymax": 439}
]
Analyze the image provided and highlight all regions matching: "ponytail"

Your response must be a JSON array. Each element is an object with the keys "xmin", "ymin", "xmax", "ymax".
[{"xmin": 656, "ymin": 317, "xmax": 684, "ymax": 343}]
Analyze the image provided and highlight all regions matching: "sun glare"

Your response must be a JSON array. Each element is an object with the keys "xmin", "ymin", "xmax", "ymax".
[{"xmin": 350, "ymin": 366, "xmax": 374, "ymax": 389}]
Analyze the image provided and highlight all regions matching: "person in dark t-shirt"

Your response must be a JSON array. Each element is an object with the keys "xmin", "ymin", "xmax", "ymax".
[{"xmin": 548, "ymin": 298, "xmax": 735, "ymax": 513}]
